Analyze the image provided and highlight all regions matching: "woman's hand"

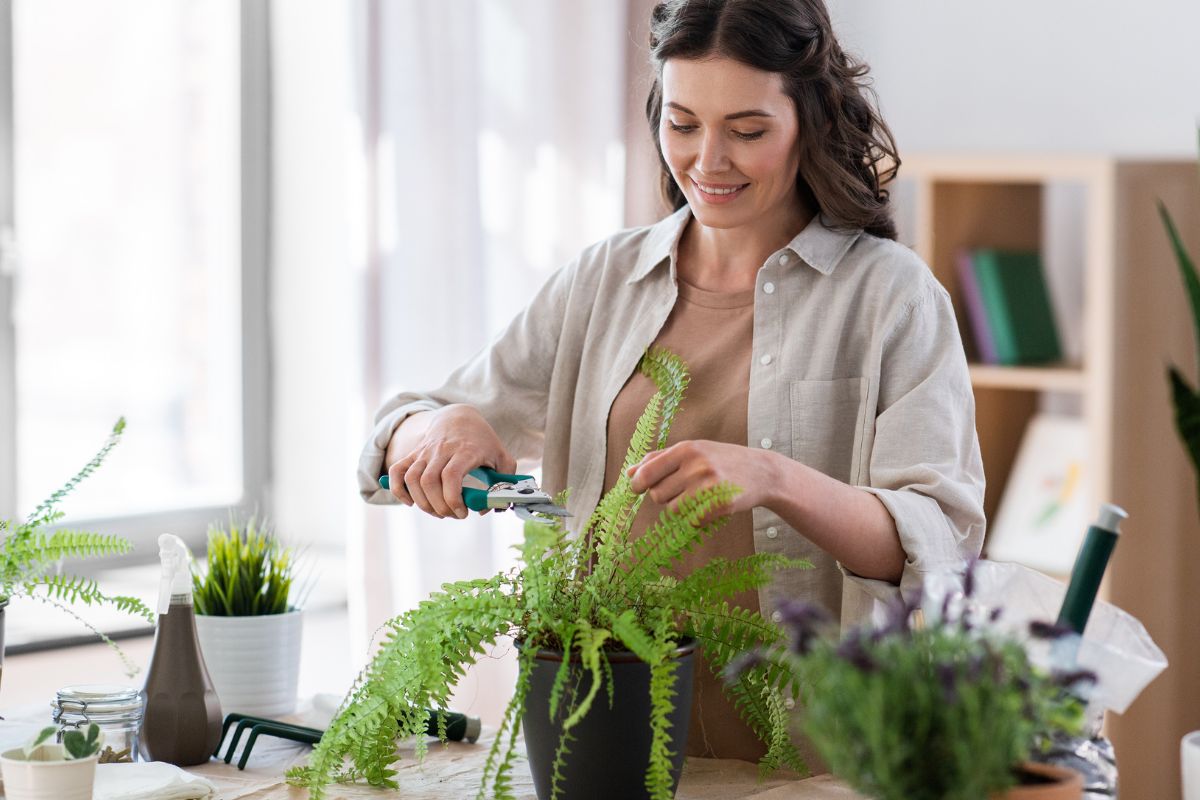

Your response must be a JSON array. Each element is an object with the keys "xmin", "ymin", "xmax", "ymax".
[
  {"xmin": 386, "ymin": 404, "xmax": 517, "ymax": 519},
  {"xmin": 627, "ymin": 440, "xmax": 779, "ymax": 523}
]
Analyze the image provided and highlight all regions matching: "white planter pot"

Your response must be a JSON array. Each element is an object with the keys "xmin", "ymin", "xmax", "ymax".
[
  {"xmin": 0, "ymin": 745, "xmax": 98, "ymax": 800},
  {"xmin": 1184, "ymin": 730, "xmax": 1200, "ymax": 800},
  {"xmin": 194, "ymin": 609, "xmax": 303, "ymax": 717}
]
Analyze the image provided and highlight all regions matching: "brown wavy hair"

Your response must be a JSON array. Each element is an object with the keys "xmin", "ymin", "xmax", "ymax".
[{"xmin": 646, "ymin": 0, "xmax": 900, "ymax": 240}]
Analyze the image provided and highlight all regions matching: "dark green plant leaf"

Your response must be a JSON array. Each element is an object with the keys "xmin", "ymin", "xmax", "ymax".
[{"xmin": 1159, "ymin": 199, "xmax": 1200, "ymax": 377}]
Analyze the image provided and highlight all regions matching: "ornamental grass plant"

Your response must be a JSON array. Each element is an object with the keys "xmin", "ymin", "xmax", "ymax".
[
  {"xmin": 191, "ymin": 516, "xmax": 303, "ymax": 616},
  {"xmin": 730, "ymin": 562, "xmax": 1091, "ymax": 800},
  {"xmin": 288, "ymin": 347, "xmax": 811, "ymax": 800}
]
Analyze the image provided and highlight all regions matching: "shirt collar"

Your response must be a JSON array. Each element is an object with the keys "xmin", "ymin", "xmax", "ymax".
[{"xmin": 627, "ymin": 206, "xmax": 862, "ymax": 284}]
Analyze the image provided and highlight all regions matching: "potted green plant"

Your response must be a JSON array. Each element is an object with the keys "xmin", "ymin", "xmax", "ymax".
[
  {"xmin": 0, "ymin": 418, "xmax": 154, "ymax": 681},
  {"xmin": 729, "ymin": 563, "xmax": 1090, "ymax": 800},
  {"xmin": 0, "ymin": 723, "xmax": 102, "ymax": 800},
  {"xmin": 1158, "ymin": 130, "xmax": 1200, "ymax": 798},
  {"xmin": 191, "ymin": 515, "xmax": 307, "ymax": 717},
  {"xmin": 1160, "ymin": 133, "xmax": 1200, "ymax": 513},
  {"xmin": 287, "ymin": 348, "xmax": 810, "ymax": 800}
]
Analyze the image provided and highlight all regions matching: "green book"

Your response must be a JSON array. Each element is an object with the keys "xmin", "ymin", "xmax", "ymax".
[{"xmin": 969, "ymin": 249, "xmax": 1062, "ymax": 365}]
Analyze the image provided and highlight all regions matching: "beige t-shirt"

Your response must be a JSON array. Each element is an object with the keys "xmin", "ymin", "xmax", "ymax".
[{"xmin": 601, "ymin": 276, "xmax": 763, "ymax": 760}]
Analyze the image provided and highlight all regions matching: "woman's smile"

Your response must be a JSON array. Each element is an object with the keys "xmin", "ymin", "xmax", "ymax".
[{"xmin": 690, "ymin": 177, "xmax": 750, "ymax": 204}]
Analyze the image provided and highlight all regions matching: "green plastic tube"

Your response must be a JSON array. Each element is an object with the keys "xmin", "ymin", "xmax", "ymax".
[{"xmin": 1055, "ymin": 503, "xmax": 1127, "ymax": 634}]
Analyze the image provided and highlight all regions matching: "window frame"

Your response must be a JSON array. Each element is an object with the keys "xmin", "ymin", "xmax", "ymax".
[{"xmin": 0, "ymin": 0, "xmax": 273, "ymax": 562}]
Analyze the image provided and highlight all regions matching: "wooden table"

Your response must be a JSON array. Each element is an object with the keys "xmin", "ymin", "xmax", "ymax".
[{"xmin": 0, "ymin": 704, "xmax": 864, "ymax": 799}]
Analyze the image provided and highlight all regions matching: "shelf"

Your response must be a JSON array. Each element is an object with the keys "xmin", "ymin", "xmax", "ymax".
[{"xmin": 967, "ymin": 363, "xmax": 1086, "ymax": 392}]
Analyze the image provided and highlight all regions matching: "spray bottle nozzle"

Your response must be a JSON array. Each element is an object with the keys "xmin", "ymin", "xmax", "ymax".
[{"xmin": 157, "ymin": 534, "xmax": 194, "ymax": 615}]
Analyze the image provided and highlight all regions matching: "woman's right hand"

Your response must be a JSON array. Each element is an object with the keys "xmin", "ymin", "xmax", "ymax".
[{"xmin": 385, "ymin": 404, "xmax": 518, "ymax": 519}]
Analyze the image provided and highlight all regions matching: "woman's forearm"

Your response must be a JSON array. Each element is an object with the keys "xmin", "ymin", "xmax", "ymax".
[{"xmin": 762, "ymin": 450, "xmax": 905, "ymax": 584}]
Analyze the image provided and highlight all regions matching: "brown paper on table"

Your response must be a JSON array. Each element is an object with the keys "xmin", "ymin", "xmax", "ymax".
[
  {"xmin": 0, "ymin": 703, "xmax": 863, "ymax": 800},
  {"xmin": 197, "ymin": 727, "xmax": 862, "ymax": 800}
]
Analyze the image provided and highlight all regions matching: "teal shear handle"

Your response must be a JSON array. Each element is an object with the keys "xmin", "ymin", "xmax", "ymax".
[{"xmin": 379, "ymin": 466, "xmax": 532, "ymax": 511}]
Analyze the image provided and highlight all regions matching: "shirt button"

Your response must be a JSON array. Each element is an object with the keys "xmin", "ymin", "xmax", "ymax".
[
  {"xmin": 762, "ymin": 282, "xmax": 775, "ymax": 294},
  {"xmin": 760, "ymin": 438, "xmax": 773, "ymax": 449},
  {"xmin": 759, "ymin": 354, "xmax": 772, "ymax": 366},
  {"xmin": 779, "ymin": 254, "xmax": 791, "ymax": 266},
  {"xmin": 766, "ymin": 526, "xmax": 778, "ymax": 539},
  {"xmin": 771, "ymin": 610, "xmax": 783, "ymax": 623}
]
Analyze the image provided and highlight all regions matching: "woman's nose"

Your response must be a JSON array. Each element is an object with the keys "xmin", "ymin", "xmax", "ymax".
[{"xmin": 695, "ymin": 130, "xmax": 730, "ymax": 174}]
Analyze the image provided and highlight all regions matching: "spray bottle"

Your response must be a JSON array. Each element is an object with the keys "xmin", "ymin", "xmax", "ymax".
[{"xmin": 139, "ymin": 534, "xmax": 223, "ymax": 765}]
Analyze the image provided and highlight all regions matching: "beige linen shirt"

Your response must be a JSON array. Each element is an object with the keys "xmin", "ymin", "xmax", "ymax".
[{"xmin": 358, "ymin": 206, "xmax": 986, "ymax": 616}]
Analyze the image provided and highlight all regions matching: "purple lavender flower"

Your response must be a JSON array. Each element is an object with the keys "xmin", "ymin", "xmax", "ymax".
[
  {"xmin": 774, "ymin": 599, "xmax": 832, "ymax": 655},
  {"xmin": 1052, "ymin": 669, "xmax": 1098, "ymax": 689},
  {"xmin": 963, "ymin": 557, "xmax": 979, "ymax": 599},
  {"xmin": 936, "ymin": 662, "xmax": 959, "ymax": 704},
  {"xmin": 722, "ymin": 650, "xmax": 768, "ymax": 683},
  {"xmin": 836, "ymin": 634, "xmax": 877, "ymax": 673},
  {"xmin": 1029, "ymin": 620, "xmax": 1076, "ymax": 640}
]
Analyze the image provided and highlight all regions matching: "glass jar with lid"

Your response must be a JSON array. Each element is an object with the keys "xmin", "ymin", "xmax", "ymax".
[{"xmin": 51, "ymin": 683, "xmax": 144, "ymax": 763}]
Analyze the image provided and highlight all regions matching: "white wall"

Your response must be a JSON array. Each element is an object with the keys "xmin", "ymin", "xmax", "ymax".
[{"xmin": 827, "ymin": 0, "xmax": 1200, "ymax": 156}]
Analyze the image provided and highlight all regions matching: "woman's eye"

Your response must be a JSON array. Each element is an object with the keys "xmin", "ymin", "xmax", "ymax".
[
  {"xmin": 667, "ymin": 121, "xmax": 696, "ymax": 133},
  {"xmin": 734, "ymin": 130, "xmax": 766, "ymax": 141}
]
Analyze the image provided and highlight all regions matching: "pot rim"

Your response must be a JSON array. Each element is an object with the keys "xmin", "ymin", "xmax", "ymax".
[
  {"xmin": 1003, "ymin": 761, "xmax": 1084, "ymax": 794},
  {"xmin": 517, "ymin": 636, "xmax": 697, "ymax": 664},
  {"xmin": 194, "ymin": 606, "xmax": 304, "ymax": 620},
  {"xmin": 0, "ymin": 745, "xmax": 100, "ymax": 766}
]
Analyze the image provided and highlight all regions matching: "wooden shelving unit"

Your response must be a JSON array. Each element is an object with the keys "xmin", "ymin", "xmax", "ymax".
[{"xmin": 898, "ymin": 154, "xmax": 1200, "ymax": 799}]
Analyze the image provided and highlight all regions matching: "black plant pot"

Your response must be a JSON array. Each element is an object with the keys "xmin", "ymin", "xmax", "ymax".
[{"xmin": 521, "ymin": 639, "xmax": 696, "ymax": 800}]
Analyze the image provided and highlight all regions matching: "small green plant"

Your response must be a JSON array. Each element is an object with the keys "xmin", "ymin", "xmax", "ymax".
[
  {"xmin": 1159, "ymin": 131, "xmax": 1200, "ymax": 514},
  {"xmin": 0, "ymin": 418, "xmax": 154, "ymax": 674},
  {"xmin": 288, "ymin": 347, "xmax": 811, "ymax": 800},
  {"xmin": 729, "ymin": 563, "xmax": 1091, "ymax": 800},
  {"xmin": 191, "ymin": 516, "xmax": 303, "ymax": 616},
  {"xmin": 24, "ymin": 724, "xmax": 102, "ymax": 761}
]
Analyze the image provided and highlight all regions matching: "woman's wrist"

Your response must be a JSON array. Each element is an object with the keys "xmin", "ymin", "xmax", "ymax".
[{"xmin": 757, "ymin": 447, "xmax": 810, "ymax": 514}]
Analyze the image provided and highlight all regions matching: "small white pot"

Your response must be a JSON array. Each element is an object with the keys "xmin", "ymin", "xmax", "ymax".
[
  {"xmin": 0, "ymin": 745, "xmax": 98, "ymax": 800},
  {"xmin": 1184, "ymin": 730, "xmax": 1200, "ymax": 800},
  {"xmin": 194, "ymin": 609, "xmax": 303, "ymax": 717}
]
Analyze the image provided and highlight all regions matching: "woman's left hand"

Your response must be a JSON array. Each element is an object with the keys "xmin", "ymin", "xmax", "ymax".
[{"xmin": 627, "ymin": 439, "xmax": 778, "ymax": 522}]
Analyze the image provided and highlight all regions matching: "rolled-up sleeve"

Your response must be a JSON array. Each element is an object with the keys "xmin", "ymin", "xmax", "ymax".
[
  {"xmin": 857, "ymin": 282, "xmax": 986, "ymax": 595},
  {"xmin": 357, "ymin": 255, "xmax": 580, "ymax": 504}
]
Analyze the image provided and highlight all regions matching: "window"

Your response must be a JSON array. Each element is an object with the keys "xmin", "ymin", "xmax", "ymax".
[{"xmin": 0, "ymin": 0, "xmax": 269, "ymax": 556}]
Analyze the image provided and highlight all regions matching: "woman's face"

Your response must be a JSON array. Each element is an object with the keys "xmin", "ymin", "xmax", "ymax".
[{"xmin": 659, "ymin": 56, "xmax": 803, "ymax": 231}]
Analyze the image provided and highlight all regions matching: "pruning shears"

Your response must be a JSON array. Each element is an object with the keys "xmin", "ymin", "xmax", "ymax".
[{"xmin": 379, "ymin": 466, "xmax": 571, "ymax": 521}]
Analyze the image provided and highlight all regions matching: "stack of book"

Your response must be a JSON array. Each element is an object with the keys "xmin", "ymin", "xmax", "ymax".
[{"xmin": 957, "ymin": 248, "xmax": 1062, "ymax": 365}]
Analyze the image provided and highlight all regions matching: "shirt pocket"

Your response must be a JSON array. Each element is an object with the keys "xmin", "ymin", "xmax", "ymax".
[{"xmin": 789, "ymin": 377, "xmax": 870, "ymax": 486}]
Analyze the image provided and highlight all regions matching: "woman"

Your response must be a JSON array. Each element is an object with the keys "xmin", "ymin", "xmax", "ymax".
[{"xmin": 358, "ymin": 0, "xmax": 984, "ymax": 765}]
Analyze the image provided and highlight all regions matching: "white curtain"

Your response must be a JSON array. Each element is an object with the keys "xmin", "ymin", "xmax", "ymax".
[{"xmin": 349, "ymin": 0, "xmax": 629, "ymax": 722}]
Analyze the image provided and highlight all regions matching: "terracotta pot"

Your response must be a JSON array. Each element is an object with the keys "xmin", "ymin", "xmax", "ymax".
[{"xmin": 989, "ymin": 762, "xmax": 1084, "ymax": 800}]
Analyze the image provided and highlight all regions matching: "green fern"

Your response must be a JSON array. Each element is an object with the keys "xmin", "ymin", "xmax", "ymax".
[
  {"xmin": 288, "ymin": 347, "xmax": 812, "ymax": 799},
  {"xmin": 0, "ymin": 418, "xmax": 154, "ymax": 654}
]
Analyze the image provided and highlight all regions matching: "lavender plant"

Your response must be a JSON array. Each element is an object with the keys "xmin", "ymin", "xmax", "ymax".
[{"xmin": 730, "ymin": 564, "xmax": 1092, "ymax": 800}]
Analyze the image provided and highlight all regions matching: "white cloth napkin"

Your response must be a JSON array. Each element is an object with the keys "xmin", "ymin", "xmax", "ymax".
[{"xmin": 94, "ymin": 761, "xmax": 218, "ymax": 800}]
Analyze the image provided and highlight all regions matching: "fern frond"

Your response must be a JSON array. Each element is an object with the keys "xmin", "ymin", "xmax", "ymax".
[
  {"xmin": 22, "ymin": 529, "xmax": 135, "ymax": 564},
  {"xmin": 666, "ymin": 553, "xmax": 811, "ymax": 609},
  {"xmin": 26, "ymin": 417, "xmax": 125, "ymax": 529},
  {"xmin": 21, "ymin": 591, "xmax": 144, "ymax": 677}
]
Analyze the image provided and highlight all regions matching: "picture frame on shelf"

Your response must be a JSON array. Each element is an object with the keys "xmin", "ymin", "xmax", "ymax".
[{"xmin": 985, "ymin": 413, "xmax": 1088, "ymax": 576}]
